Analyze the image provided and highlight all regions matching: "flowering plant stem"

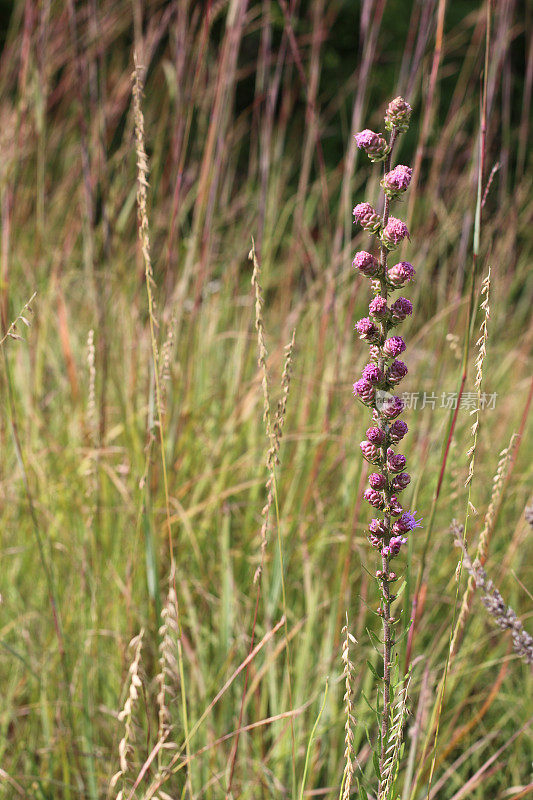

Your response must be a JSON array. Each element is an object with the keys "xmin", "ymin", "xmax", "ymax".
[
  {"xmin": 377, "ymin": 129, "xmax": 397, "ymax": 779},
  {"xmin": 353, "ymin": 98, "xmax": 418, "ymax": 796}
]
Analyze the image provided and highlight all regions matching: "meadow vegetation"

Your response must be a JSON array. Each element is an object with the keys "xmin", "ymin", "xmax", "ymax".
[{"xmin": 0, "ymin": 0, "xmax": 531, "ymax": 797}]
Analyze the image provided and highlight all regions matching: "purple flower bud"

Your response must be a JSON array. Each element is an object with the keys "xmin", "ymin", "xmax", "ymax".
[
  {"xmin": 389, "ymin": 495, "xmax": 404, "ymax": 516},
  {"xmin": 364, "ymin": 488, "xmax": 384, "ymax": 508},
  {"xmin": 387, "ymin": 451, "xmax": 407, "ymax": 474},
  {"xmin": 381, "ymin": 165, "xmax": 412, "ymax": 198},
  {"xmin": 353, "ymin": 250, "xmax": 380, "ymax": 278},
  {"xmin": 369, "ymin": 344, "xmax": 381, "ymax": 361},
  {"xmin": 353, "ymin": 202, "xmax": 382, "ymax": 234},
  {"xmin": 383, "ymin": 336, "xmax": 406, "ymax": 358},
  {"xmin": 382, "ymin": 535, "xmax": 407, "ymax": 557},
  {"xmin": 366, "ymin": 426, "xmax": 385, "ymax": 445},
  {"xmin": 353, "ymin": 378, "xmax": 375, "ymax": 404},
  {"xmin": 355, "ymin": 317, "xmax": 379, "ymax": 342},
  {"xmin": 387, "ymin": 261, "xmax": 415, "ymax": 288},
  {"xmin": 381, "ymin": 217, "xmax": 410, "ymax": 249},
  {"xmin": 362, "ymin": 363, "xmax": 384, "ymax": 385},
  {"xmin": 360, "ymin": 441, "xmax": 380, "ymax": 463},
  {"xmin": 369, "ymin": 518, "xmax": 387, "ymax": 536},
  {"xmin": 369, "ymin": 472, "xmax": 387, "ymax": 490},
  {"xmin": 387, "ymin": 359, "xmax": 408, "ymax": 385},
  {"xmin": 391, "ymin": 297, "xmax": 413, "ymax": 323},
  {"xmin": 368, "ymin": 532, "xmax": 382, "ymax": 549},
  {"xmin": 355, "ymin": 129, "xmax": 390, "ymax": 161},
  {"xmin": 392, "ymin": 472, "xmax": 411, "ymax": 492},
  {"xmin": 381, "ymin": 395, "xmax": 404, "ymax": 420},
  {"xmin": 385, "ymin": 96, "xmax": 412, "ymax": 132},
  {"xmin": 389, "ymin": 419, "xmax": 408, "ymax": 443},
  {"xmin": 393, "ymin": 510, "xmax": 423, "ymax": 534},
  {"xmin": 369, "ymin": 295, "xmax": 389, "ymax": 320}
]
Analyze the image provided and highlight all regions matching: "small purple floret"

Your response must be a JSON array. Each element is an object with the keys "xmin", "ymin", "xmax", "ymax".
[
  {"xmin": 369, "ymin": 295, "xmax": 389, "ymax": 319},
  {"xmin": 353, "ymin": 250, "xmax": 379, "ymax": 277},
  {"xmin": 382, "ymin": 535, "xmax": 407, "ymax": 556},
  {"xmin": 369, "ymin": 473, "xmax": 387, "ymax": 490},
  {"xmin": 362, "ymin": 364, "xmax": 384, "ymax": 385},
  {"xmin": 355, "ymin": 317, "xmax": 379, "ymax": 342},
  {"xmin": 381, "ymin": 395, "xmax": 405, "ymax": 420},
  {"xmin": 364, "ymin": 488, "xmax": 384, "ymax": 509},
  {"xmin": 382, "ymin": 217, "xmax": 410, "ymax": 249},
  {"xmin": 388, "ymin": 261, "xmax": 415, "ymax": 288},
  {"xmin": 366, "ymin": 426, "xmax": 385, "ymax": 445},
  {"xmin": 353, "ymin": 378, "xmax": 375, "ymax": 404},
  {"xmin": 383, "ymin": 336, "xmax": 406, "ymax": 358},
  {"xmin": 389, "ymin": 419, "xmax": 408, "ymax": 442}
]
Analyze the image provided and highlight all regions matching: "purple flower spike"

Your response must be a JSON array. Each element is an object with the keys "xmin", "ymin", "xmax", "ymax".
[
  {"xmin": 385, "ymin": 96, "xmax": 412, "ymax": 132},
  {"xmin": 382, "ymin": 165, "xmax": 412, "ymax": 198},
  {"xmin": 387, "ymin": 359, "xmax": 408, "ymax": 385},
  {"xmin": 383, "ymin": 336, "xmax": 406, "ymax": 358},
  {"xmin": 381, "ymin": 217, "xmax": 410, "ymax": 250},
  {"xmin": 382, "ymin": 535, "xmax": 407, "ymax": 557},
  {"xmin": 369, "ymin": 295, "xmax": 389, "ymax": 319},
  {"xmin": 355, "ymin": 129, "xmax": 390, "ymax": 162},
  {"xmin": 387, "ymin": 452, "xmax": 407, "ymax": 474},
  {"xmin": 369, "ymin": 473, "xmax": 387, "ymax": 490},
  {"xmin": 366, "ymin": 426, "xmax": 385, "ymax": 445},
  {"xmin": 381, "ymin": 395, "xmax": 405, "ymax": 420},
  {"xmin": 391, "ymin": 297, "xmax": 413, "ymax": 324},
  {"xmin": 388, "ymin": 261, "xmax": 415, "ymax": 288},
  {"xmin": 389, "ymin": 419, "xmax": 408, "ymax": 442},
  {"xmin": 360, "ymin": 441, "xmax": 380, "ymax": 463},
  {"xmin": 392, "ymin": 472, "xmax": 411, "ymax": 492},
  {"xmin": 353, "ymin": 250, "xmax": 380, "ymax": 278},
  {"xmin": 355, "ymin": 317, "xmax": 380, "ymax": 342},
  {"xmin": 364, "ymin": 488, "xmax": 384, "ymax": 509},
  {"xmin": 353, "ymin": 202, "xmax": 382, "ymax": 234},
  {"xmin": 353, "ymin": 378, "xmax": 375, "ymax": 405}
]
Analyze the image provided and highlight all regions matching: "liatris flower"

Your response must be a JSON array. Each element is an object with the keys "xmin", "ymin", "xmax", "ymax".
[
  {"xmin": 393, "ymin": 510, "xmax": 423, "ymax": 534},
  {"xmin": 353, "ymin": 202, "xmax": 382, "ymax": 233},
  {"xmin": 387, "ymin": 261, "xmax": 415, "ymax": 288},
  {"xmin": 381, "ymin": 165, "xmax": 412, "ymax": 198},
  {"xmin": 391, "ymin": 472, "xmax": 411, "ymax": 491},
  {"xmin": 369, "ymin": 518, "xmax": 387, "ymax": 536},
  {"xmin": 360, "ymin": 441, "xmax": 380, "ymax": 462},
  {"xmin": 387, "ymin": 359, "xmax": 408, "ymax": 384},
  {"xmin": 355, "ymin": 129, "xmax": 390, "ymax": 162},
  {"xmin": 364, "ymin": 488, "xmax": 384, "ymax": 509},
  {"xmin": 362, "ymin": 364, "xmax": 384, "ymax": 385},
  {"xmin": 387, "ymin": 451, "xmax": 407, "ymax": 473},
  {"xmin": 369, "ymin": 473, "xmax": 387, "ymax": 490},
  {"xmin": 353, "ymin": 250, "xmax": 380, "ymax": 277},
  {"xmin": 381, "ymin": 217, "xmax": 410, "ymax": 249},
  {"xmin": 389, "ymin": 495, "xmax": 404, "ymax": 516},
  {"xmin": 391, "ymin": 297, "xmax": 413, "ymax": 323},
  {"xmin": 385, "ymin": 96, "xmax": 412, "ymax": 132},
  {"xmin": 382, "ymin": 535, "xmax": 407, "ymax": 556},
  {"xmin": 380, "ymin": 395, "xmax": 404, "ymax": 419},
  {"xmin": 366, "ymin": 426, "xmax": 385, "ymax": 445},
  {"xmin": 353, "ymin": 378, "xmax": 375, "ymax": 404},
  {"xmin": 355, "ymin": 317, "xmax": 380, "ymax": 342},
  {"xmin": 369, "ymin": 295, "xmax": 389, "ymax": 319},
  {"xmin": 389, "ymin": 418, "xmax": 408, "ymax": 442},
  {"xmin": 351, "ymin": 97, "xmax": 418, "ymax": 792},
  {"xmin": 383, "ymin": 335, "xmax": 406, "ymax": 358}
]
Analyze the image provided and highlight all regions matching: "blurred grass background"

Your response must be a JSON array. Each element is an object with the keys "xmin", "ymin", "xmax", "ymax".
[{"xmin": 0, "ymin": 0, "xmax": 531, "ymax": 797}]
